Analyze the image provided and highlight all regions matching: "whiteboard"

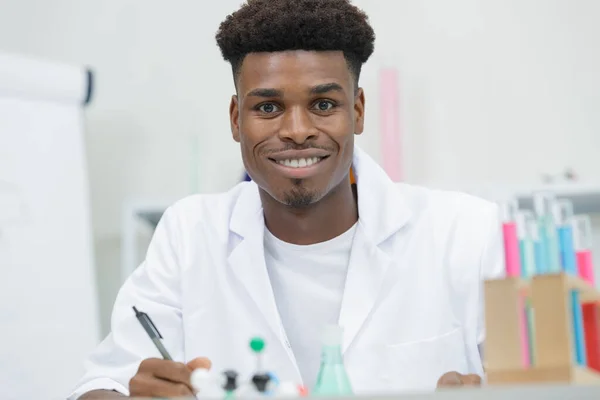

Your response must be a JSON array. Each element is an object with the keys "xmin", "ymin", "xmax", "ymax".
[{"xmin": 0, "ymin": 52, "xmax": 99, "ymax": 400}]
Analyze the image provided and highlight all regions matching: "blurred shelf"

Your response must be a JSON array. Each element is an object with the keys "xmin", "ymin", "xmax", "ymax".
[
  {"xmin": 137, "ymin": 210, "xmax": 165, "ymax": 229},
  {"xmin": 514, "ymin": 183, "xmax": 600, "ymax": 215},
  {"xmin": 120, "ymin": 198, "xmax": 177, "ymax": 281},
  {"xmin": 129, "ymin": 199, "xmax": 174, "ymax": 229}
]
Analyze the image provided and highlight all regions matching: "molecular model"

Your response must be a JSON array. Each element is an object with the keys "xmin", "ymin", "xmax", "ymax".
[{"xmin": 191, "ymin": 336, "xmax": 308, "ymax": 398}]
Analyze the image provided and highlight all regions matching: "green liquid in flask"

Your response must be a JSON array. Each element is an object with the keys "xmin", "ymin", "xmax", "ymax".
[{"xmin": 312, "ymin": 325, "xmax": 353, "ymax": 396}]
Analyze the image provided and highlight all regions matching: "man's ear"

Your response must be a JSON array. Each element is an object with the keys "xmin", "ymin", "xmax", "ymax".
[
  {"xmin": 354, "ymin": 88, "xmax": 365, "ymax": 135},
  {"xmin": 229, "ymin": 95, "xmax": 240, "ymax": 142}
]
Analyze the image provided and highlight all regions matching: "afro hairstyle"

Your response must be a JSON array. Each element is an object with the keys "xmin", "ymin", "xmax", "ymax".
[{"xmin": 215, "ymin": 0, "xmax": 375, "ymax": 89}]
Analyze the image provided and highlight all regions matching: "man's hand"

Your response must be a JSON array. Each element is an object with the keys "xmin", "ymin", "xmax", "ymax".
[
  {"xmin": 128, "ymin": 357, "xmax": 212, "ymax": 398},
  {"xmin": 436, "ymin": 371, "xmax": 482, "ymax": 388}
]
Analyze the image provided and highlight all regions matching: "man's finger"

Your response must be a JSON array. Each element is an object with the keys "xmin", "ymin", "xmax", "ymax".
[
  {"xmin": 461, "ymin": 374, "xmax": 482, "ymax": 385},
  {"xmin": 437, "ymin": 371, "xmax": 463, "ymax": 387},
  {"xmin": 150, "ymin": 360, "xmax": 194, "ymax": 392},
  {"xmin": 187, "ymin": 357, "xmax": 212, "ymax": 371},
  {"xmin": 130, "ymin": 373, "xmax": 193, "ymax": 398}
]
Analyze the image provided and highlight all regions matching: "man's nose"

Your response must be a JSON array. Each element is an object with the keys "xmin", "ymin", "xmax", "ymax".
[{"xmin": 278, "ymin": 106, "xmax": 318, "ymax": 144}]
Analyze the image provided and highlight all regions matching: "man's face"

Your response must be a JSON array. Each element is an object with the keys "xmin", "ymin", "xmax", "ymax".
[{"xmin": 229, "ymin": 50, "xmax": 365, "ymax": 208}]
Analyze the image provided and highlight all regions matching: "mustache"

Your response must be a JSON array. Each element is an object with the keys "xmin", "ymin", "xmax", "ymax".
[{"xmin": 261, "ymin": 144, "xmax": 336, "ymax": 156}]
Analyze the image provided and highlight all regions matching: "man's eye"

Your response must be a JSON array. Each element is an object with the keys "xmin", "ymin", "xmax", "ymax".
[
  {"xmin": 314, "ymin": 101, "xmax": 335, "ymax": 111},
  {"xmin": 258, "ymin": 103, "xmax": 280, "ymax": 113}
]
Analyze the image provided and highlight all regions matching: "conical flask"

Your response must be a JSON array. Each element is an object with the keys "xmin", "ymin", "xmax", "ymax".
[{"xmin": 312, "ymin": 325, "xmax": 353, "ymax": 396}]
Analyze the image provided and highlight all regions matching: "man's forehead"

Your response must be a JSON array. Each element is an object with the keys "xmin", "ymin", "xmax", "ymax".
[{"xmin": 237, "ymin": 50, "xmax": 352, "ymax": 93}]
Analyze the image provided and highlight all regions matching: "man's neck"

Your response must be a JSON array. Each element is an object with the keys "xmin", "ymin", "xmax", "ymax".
[{"xmin": 260, "ymin": 180, "xmax": 358, "ymax": 245}]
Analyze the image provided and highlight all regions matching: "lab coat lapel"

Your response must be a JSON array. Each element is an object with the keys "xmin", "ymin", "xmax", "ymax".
[
  {"xmin": 339, "ymin": 146, "xmax": 412, "ymax": 353},
  {"xmin": 228, "ymin": 183, "xmax": 284, "ymax": 344},
  {"xmin": 339, "ymin": 225, "xmax": 390, "ymax": 353}
]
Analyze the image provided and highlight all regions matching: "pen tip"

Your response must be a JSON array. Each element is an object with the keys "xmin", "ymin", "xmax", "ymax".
[{"xmin": 132, "ymin": 306, "xmax": 139, "ymax": 314}]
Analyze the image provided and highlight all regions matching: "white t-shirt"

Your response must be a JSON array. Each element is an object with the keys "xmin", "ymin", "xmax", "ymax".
[{"xmin": 264, "ymin": 223, "xmax": 358, "ymax": 389}]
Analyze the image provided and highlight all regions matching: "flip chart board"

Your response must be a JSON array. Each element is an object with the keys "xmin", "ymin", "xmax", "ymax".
[{"xmin": 0, "ymin": 52, "xmax": 99, "ymax": 400}]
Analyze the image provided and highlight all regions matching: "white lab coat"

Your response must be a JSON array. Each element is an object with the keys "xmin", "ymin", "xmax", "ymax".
[{"xmin": 69, "ymin": 146, "xmax": 504, "ymax": 398}]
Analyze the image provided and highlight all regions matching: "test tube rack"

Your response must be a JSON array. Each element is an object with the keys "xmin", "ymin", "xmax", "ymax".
[{"xmin": 484, "ymin": 273, "xmax": 600, "ymax": 385}]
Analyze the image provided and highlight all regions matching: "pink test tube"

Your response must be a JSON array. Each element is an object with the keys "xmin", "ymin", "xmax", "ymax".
[
  {"xmin": 572, "ymin": 215, "xmax": 595, "ymax": 286},
  {"xmin": 501, "ymin": 200, "xmax": 522, "ymax": 278},
  {"xmin": 518, "ymin": 294, "xmax": 532, "ymax": 368}
]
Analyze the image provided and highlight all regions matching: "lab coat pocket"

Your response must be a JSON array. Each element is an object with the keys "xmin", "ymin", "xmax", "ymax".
[{"xmin": 384, "ymin": 328, "xmax": 468, "ymax": 392}]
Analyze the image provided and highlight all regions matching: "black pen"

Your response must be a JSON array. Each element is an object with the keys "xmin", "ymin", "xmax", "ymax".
[{"xmin": 133, "ymin": 306, "xmax": 173, "ymax": 361}]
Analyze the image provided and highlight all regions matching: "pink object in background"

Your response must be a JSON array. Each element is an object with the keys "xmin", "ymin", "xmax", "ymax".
[
  {"xmin": 577, "ymin": 250, "xmax": 595, "ymax": 286},
  {"xmin": 502, "ymin": 221, "xmax": 521, "ymax": 277},
  {"xmin": 518, "ymin": 295, "xmax": 531, "ymax": 368},
  {"xmin": 379, "ymin": 68, "xmax": 402, "ymax": 182},
  {"xmin": 572, "ymin": 215, "xmax": 595, "ymax": 285}
]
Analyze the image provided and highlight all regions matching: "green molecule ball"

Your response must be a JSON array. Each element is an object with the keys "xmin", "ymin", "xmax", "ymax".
[{"xmin": 250, "ymin": 337, "xmax": 265, "ymax": 353}]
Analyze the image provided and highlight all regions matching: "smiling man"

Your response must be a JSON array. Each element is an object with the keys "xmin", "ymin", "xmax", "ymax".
[
  {"xmin": 71, "ymin": 1, "xmax": 503, "ymax": 398},
  {"xmin": 233, "ymin": 50, "xmax": 361, "ymax": 245}
]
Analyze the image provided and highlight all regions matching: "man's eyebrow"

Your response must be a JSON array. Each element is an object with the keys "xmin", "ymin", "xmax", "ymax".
[
  {"xmin": 246, "ymin": 88, "xmax": 283, "ymax": 98},
  {"xmin": 310, "ymin": 82, "xmax": 345, "ymax": 95}
]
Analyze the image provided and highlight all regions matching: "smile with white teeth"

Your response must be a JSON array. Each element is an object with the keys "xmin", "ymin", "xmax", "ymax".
[{"xmin": 276, "ymin": 157, "xmax": 322, "ymax": 168}]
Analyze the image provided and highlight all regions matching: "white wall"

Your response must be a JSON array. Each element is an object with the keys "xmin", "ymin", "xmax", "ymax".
[
  {"xmin": 363, "ymin": 0, "xmax": 600, "ymax": 188},
  {"xmin": 1, "ymin": 0, "xmax": 599, "ymax": 335}
]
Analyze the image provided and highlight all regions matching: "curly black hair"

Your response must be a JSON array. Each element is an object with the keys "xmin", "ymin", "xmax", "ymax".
[{"xmin": 215, "ymin": 0, "xmax": 375, "ymax": 87}]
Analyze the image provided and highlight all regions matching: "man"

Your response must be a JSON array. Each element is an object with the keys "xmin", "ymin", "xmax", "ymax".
[{"xmin": 71, "ymin": 0, "xmax": 502, "ymax": 398}]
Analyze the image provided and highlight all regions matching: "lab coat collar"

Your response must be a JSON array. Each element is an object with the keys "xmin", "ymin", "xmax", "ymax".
[{"xmin": 351, "ymin": 145, "xmax": 412, "ymax": 243}]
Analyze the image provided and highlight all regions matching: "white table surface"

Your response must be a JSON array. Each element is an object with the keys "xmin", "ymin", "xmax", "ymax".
[{"xmin": 125, "ymin": 384, "xmax": 600, "ymax": 400}]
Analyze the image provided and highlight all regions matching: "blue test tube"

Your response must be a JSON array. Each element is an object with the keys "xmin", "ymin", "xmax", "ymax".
[
  {"xmin": 571, "ymin": 290, "xmax": 587, "ymax": 366},
  {"xmin": 529, "ymin": 219, "xmax": 550, "ymax": 275},
  {"xmin": 517, "ymin": 212, "xmax": 538, "ymax": 364},
  {"xmin": 553, "ymin": 200, "xmax": 578, "ymax": 275},
  {"xmin": 527, "ymin": 217, "xmax": 546, "ymax": 275},
  {"xmin": 533, "ymin": 192, "xmax": 562, "ymax": 273},
  {"xmin": 550, "ymin": 200, "xmax": 586, "ymax": 364},
  {"xmin": 516, "ymin": 210, "xmax": 537, "ymax": 278}
]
